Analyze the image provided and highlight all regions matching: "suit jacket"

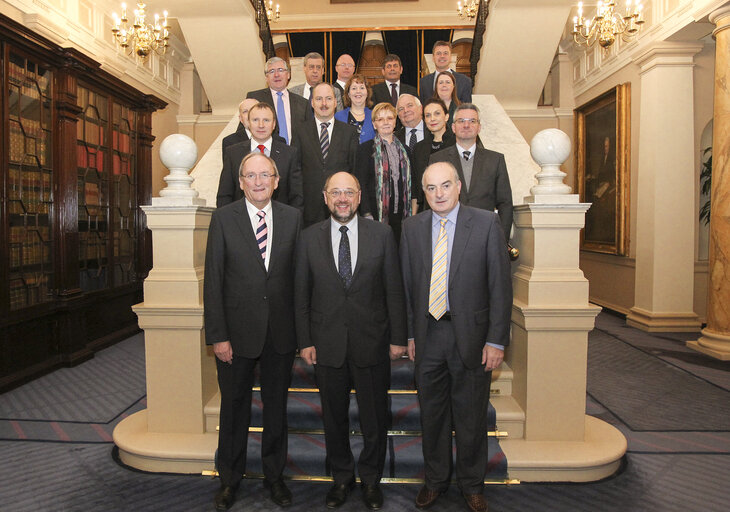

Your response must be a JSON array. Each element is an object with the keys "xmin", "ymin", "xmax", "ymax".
[
  {"xmin": 354, "ymin": 138, "xmax": 417, "ymax": 221},
  {"xmin": 295, "ymin": 216, "xmax": 407, "ymax": 368},
  {"xmin": 292, "ymin": 118, "xmax": 360, "ymax": 226},
  {"xmin": 400, "ymin": 205, "xmax": 512, "ymax": 369},
  {"xmin": 217, "ymin": 139, "xmax": 303, "ymax": 209},
  {"xmin": 419, "ymin": 70, "xmax": 472, "ymax": 105},
  {"xmin": 429, "ymin": 145, "xmax": 513, "ymax": 240},
  {"xmin": 204, "ymin": 200, "xmax": 302, "ymax": 358},
  {"xmin": 289, "ymin": 83, "xmax": 344, "ymax": 112},
  {"xmin": 371, "ymin": 81, "xmax": 418, "ymax": 106},
  {"xmin": 246, "ymin": 87, "xmax": 311, "ymax": 141},
  {"xmin": 412, "ymin": 130, "xmax": 455, "ymax": 206},
  {"xmin": 333, "ymin": 80, "xmax": 345, "ymax": 98},
  {"xmin": 221, "ymin": 125, "xmax": 249, "ymax": 157}
]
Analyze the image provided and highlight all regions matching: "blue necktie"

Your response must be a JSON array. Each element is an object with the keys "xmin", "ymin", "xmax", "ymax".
[
  {"xmin": 276, "ymin": 91, "xmax": 289, "ymax": 144},
  {"xmin": 338, "ymin": 225, "xmax": 352, "ymax": 288}
]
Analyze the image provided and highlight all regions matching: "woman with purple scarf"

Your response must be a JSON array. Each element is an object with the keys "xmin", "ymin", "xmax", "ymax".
[{"xmin": 354, "ymin": 102, "xmax": 418, "ymax": 243}]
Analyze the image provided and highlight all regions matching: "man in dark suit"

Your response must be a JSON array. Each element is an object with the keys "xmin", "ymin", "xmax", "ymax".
[
  {"xmin": 221, "ymin": 98, "xmax": 257, "ymax": 155},
  {"xmin": 400, "ymin": 161, "xmax": 512, "ymax": 512},
  {"xmin": 295, "ymin": 171, "xmax": 407, "ymax": 510},
  {"xmin": 290, "ymin": 52, "xmax": 344, "ymax": 111},
  {"xmin": 419, "ymin": 41, "xmax": 472, "ymax": 105},
  {"xmin": 217, "ymin": 102, "xmax": 303, "ymax": 209},
  {"xmin": 371, "ymin": 54, "xmax": 418, "ymax": 106},
  {"xmin": 334, "ymin": 54, "xmax": 356, "ymax": 97},
  {"xmin": 429, "ymin": 103, "xmax": 513, "ymax": 240},
  {"xmin": 395, "ymin": 94, "xmax": 427, "ymax": 151},
  {"xmin": 204, "ymin": 152, "xmax": 302, "ymax": 511},
  {"xmin": 247, "ymin": 56, "xmax": 310, "ymax": 145},
  {"xmin": 292, "ymin": 82, "xmax": 359, "ymax": 226}
]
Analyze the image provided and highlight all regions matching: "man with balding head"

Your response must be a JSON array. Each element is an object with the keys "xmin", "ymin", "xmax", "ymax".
[
  {"xmin": 222, "ymin": 98, "xmax": 259, "ymax": 155},
  {"xmin": 334, "ymin": 54, "xmax": 356, "ymax": 97},
  {"xmin": 395, "ymin": 94, "xmax": 426, "ymax": 152},
  {"xmin": 400, "ymin": 161, "xmax": 512, "ymax": 512},
  {"xmin": 295, "ymin": 171, "xmax": 406, "ymax": 510}
]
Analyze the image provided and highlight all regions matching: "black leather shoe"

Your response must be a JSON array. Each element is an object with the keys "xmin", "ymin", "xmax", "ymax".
[
  {"xmin": 265, "ymin": 479, "xmax": 293, "ymax": 507},
  {"xmin": 361, "ymin": 483, "xmax": 384, "ymax": 510},
  {"xmin": 214, "ymin": 485, "xmax": 236, "ymax": 511},
  {"xmin": 326, "ymin": 481, "xmax": 354, "ymax": 509}
]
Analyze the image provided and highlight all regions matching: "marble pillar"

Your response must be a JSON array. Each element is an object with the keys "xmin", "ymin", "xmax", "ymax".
[
  {"xmin": 688, "ymin": 6, "xmax": 730, "ymax": 360},
  {"xmin": 627, "ymin": 43, "xmax": 703, "ymax": 332}
]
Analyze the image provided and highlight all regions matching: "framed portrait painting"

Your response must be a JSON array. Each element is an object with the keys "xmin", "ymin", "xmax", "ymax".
[{"xmin": 575, "ymin": 83, "xmax": 630, "ymax": 255}]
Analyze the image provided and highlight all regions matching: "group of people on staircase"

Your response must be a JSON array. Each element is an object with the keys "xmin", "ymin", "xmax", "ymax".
[{"xmin": 204, "ymin": 40, "xmax": 514, "ymax": 512}]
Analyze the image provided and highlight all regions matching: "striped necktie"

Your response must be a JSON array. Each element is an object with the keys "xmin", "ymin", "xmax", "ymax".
[
  {"xmin": 319, "ymin": 122, "xmax": 330, "ymax": 160},
  {"xmin": 256, "ymin": 210, "xmax": 267, "ymax": 261},
  {"xmin": 428, "ymin": 218, "xmax": 448, "ymax": 320}
]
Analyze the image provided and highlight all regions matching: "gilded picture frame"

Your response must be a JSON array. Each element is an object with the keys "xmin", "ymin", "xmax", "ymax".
[{"xmin": 575, "ymin": 83, "xmax": 630, "ymax": 255}]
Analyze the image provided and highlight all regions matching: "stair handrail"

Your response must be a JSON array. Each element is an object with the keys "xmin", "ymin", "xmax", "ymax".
[
  {"xmin": 469, "ymin": 0, "xmax": 491, "ymax": 85},
  {"xmin": 249, "ymin": 0, "xmax": 276, "ymax": 60}
]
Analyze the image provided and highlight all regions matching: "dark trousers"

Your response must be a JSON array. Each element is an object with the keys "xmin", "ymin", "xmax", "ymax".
[
  {"xmin": 315, "ymin": 357, "xmax": 391, "ymax": 486},
  {"xmin": 415, "ymin": 317, "xmax": 492, "ymax": 494},
  {"xmin": 216, "ymin": 339, "xmax": 295, "ymax": 487}
]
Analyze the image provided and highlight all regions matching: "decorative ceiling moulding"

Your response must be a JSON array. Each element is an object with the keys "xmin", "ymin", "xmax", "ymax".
[
  {"xmin": 269, "ymin": 11, "xmax": 471, "ymax": 31},
  {"xmin": 329, "ymin": 0, "xmax": 417, "ymax": 3}
]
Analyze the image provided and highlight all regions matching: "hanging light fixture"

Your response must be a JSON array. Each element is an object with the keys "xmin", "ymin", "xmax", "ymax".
[
  {"xmin": 457, "ymin": 0, "xmax": 480, "ymax": 21},
  {"xmin": 264, "ymin": 1, "xmax": 280, "ymax": 23},
  {"xmin": 111, "ymin": 3, "xmax": 170, "ymax": 59},
  {"xmin": 572, "ymin": 1, "xmax": 644, "ymax": 49}
]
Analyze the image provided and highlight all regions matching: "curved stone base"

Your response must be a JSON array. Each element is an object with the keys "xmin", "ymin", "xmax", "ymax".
[
  {"xmin": 499, "ymin": 416, "xmax": 627, "ymax": 482},
  {"xmin": 113, "ymin": 410, "xmax": 218, "ymax": 474},
  {"xmin": 687, "ymin": 328, "xmax": 730, "ymax": 360}
]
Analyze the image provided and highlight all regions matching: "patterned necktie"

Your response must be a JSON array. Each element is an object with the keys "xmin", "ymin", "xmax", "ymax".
[
  {"xmin": 390, "ymin": 82, "xmax": 398, "ymax": 106},
  {"xmin": 428, "ymin": 218, "xmax": 448, "ymax": 320},
  {"xmin": 276, "ymin": 91, "xmax": 289, "ymax": 144},
  {"xmin": 338, "ymin": 225, "xmax": 352, "ymax": 288},
  {"xmin": 256, "ymin": 210, "xmax": 267, "ymax": 261},
  {"xmin": 257, "ymin": 144, "xmax": 266, "ymax": 154},
  {"xmin": 409, "ymin": 129, "xmax": 417, "ymax": 152},
  {"xmin": 320, "ymin": 122, "xmax": 330, "ymax": 160},
  {"xmin": 462, "ymin": 150, "xmax": 471, "ymax": 161}
]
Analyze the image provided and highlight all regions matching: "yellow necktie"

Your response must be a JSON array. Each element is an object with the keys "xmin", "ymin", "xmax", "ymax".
[{"xmin": 428, "ymin": 218, "xmax": 448, "ymax": 319}]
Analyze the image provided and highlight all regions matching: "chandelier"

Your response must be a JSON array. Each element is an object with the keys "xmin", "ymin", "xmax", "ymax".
[
  {"xmin": 572, "ymin": 1, "xmax": 644, "ymax": 49},
  {"xmin": 457, "ymin": 1, "xmax": 480, "ymax": 20},
  {"xmin": 111, "ymin": 3, "xmax": 170, "ymax": 58},
  {"xmin": 264, "ymin": 1, "xmax": 280, "ymax": 23}
]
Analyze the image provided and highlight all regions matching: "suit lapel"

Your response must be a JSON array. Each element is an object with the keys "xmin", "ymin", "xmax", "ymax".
[
  {"xmin": 318, "ymin": 218, "xmax": 339, "ymax": 278},
  {"xmin": 307, "ymin": 120, "xmax": 325, "ymax": 165},
  {"xmin": 419, "ymin": 212, "xmax": 433, "ymax": 279},
  {"xmin": 233, "ymin": 200, "xmax": 267, "ymax": 273},
  {"xmin": 447, "ymin": 146, "xmax": 470, "ymax": 203},
  {"xmin": 267, "ymin": 202, "xmax": 283, "ymax": 275},
  {"xmin": 449, "ymin": 206, "xmax": 474, "ymax": 281},
  {"xmin": 351, "ymin": 217, "xmax": 369, "ymax": 284}
]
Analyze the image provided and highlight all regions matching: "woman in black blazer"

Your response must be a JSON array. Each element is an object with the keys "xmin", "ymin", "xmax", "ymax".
[{"xmin": 355, "ymin": 102, "xmax": 417, "ymax": 243}]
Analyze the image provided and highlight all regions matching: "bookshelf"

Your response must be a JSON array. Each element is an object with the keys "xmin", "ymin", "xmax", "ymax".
[{"xmin": 1, "ymin": 14, "xmax": 167, "ymax": 391}]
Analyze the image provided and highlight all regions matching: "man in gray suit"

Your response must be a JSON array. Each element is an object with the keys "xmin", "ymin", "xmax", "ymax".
[
  {"xmin": 419, "ymin": 41, "xmax": 472, "ymax": 105},
  {"xmin": 290, "ymin": 52, "xmax": 344, "ymax": 111},
  {"xmin": 429, "ymin": 103, "xmax": 513, "ymax": 240},
  {"xmin": 247, "ymin": 56, "xmax": 310, "ymax": 144},
  {"xmin": 204, "ymin": 152, "xmax": 302, "ymax": 511},
  {"xmin": 400, "ymin": 161, "xmax": 512, "ymax": 512},
  {"xmin": 295, "ymin": 171, "xmax": 406, "ymax": 510}
]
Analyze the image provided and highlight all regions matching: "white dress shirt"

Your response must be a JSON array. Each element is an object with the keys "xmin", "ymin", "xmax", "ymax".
[{"xmin": 331, "ymin": 215, "xmax": 358, "ymax": 272}]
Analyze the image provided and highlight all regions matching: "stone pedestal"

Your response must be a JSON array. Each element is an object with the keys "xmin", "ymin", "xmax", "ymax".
[
  {"xmin": 688, "ymin": 6, "xmax": 730, "ymax": 360},
  {"xmin": 627, "ymin": 43, "xmax": 703, "ymax": 332},
  {"xmin": 501, "ymin": 129, "xmax": 626, "ymax": 482},
  {"xmin": 113, "ymin": 135, "xmax": 219, "ymax": 472}
]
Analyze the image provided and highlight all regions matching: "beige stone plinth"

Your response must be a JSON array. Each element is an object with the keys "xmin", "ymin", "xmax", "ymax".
[
  {"xmin": 687, "ymin": 328, "xmax": 730, "ymax": 361},
  {"xmin": 113, "ymin": 206, "xmax": 218, "ymax": 471},
  {"xmin": 627, "ymin": 306, "xmax": 701, "ymax": 333},
  {"xmin": 500, "ymin": 416, "xmax": 626, "ymax": 482}
]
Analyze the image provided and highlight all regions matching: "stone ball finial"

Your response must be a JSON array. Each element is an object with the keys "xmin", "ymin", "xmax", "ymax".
[
  {"xmin": 156, "ymin": 134, "xmax": 205, "ymax": 205},
  {"xmin": 160, "ymin": 134, "xmax": 198, "ymax": 170},
  {"xmin": 529, "ymin": 128, "xmax": 572, "ymax": 196}
]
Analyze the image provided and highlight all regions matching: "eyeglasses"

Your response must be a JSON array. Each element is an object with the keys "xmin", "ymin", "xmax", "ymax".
[
  {"xmin": 326, "ymin": 189, "xmax": 357, "ymax": 198},
  {"xmin": 337, "ymin": 63, "xmax": 354, "ymax": 68},
  {"xmin": 241, "ymin": 172, "xmax": 276, "ymax": 181},
  {"xmin": 265, "ymin": 68, "xmax": 287, "ymax": 75},
  {"xmin": 453, "ymin": 118, "xmax": 479, "ymax": 125}
]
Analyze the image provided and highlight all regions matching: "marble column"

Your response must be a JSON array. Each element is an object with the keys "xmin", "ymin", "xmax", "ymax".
[
  {"xmin": 688, "ymin": 6, "xmax": 730, "ymax": 360},
  {"xmin": 627, "ymin": 43, "xmax": 703, "ymax": 332}
]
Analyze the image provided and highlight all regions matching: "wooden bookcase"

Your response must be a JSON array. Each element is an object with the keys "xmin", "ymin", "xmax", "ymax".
[{"xmin": 0, "ymin": 14, "xmax": 167, "ymax": 391}]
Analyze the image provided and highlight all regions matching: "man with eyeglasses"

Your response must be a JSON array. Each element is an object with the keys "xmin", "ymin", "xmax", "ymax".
[
  {"xmin": 247, "ymin": 56, "xmax": 310, "ymax": 145},
  {"xmin": 400, "ymin": 161, "xmax": 512, "ymax": 512},
  {"xmin": 429, "ymin": 103, "xmax": 513, "ymax": 241},
  {"xmin": 333, "ymin": 54, "xmax": 356, "ymax": 97},
  {"xmin": 295, "ymin": 171, "xmax": 407, "ymax": 510},
  {"xmin": 217, "ymin": 102, "xmax": 303, "ymax": 210},
  {"xmin": 204, "ymin": 152, "xmax": 302, "ymax": 511},
  {"xmin": 293, "ymin": 82, "xmax": 359, "ymax": 226},
  {"xmin": 290, "ymin": 52, "xmax": 344, "ymax": 111}
]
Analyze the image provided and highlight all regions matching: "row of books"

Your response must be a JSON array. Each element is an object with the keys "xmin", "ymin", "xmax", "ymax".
[
  {"xmin": 8, "ymin": 118, "xmax": 51, "ymax": 166},
  {"xmin": 9, "ymin": 274, "xmax": 51, "ymax": 311},
  {"xmin": 8, "ymin": 225, "xmax": 51, "ymax": 269},
  {"xmin": 7, "ymin": 57, "xmax": 51, "ymax": 97},
  {"xmin": 7, "ymin": 168, "xmax": 52, "ymax": 215}
]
